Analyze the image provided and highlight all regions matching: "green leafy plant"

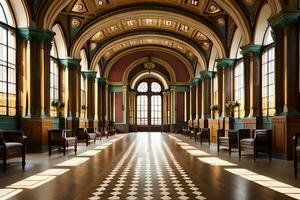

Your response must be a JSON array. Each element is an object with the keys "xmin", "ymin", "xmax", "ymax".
[
  {"xmin": 51, "ymin": 100, "xmax": 65, "ymax": 112},
  {"xmin": 81, "ymin": 105, "xmax": 87, "ymax": 110},
  {"xmin": 210, "ymin": 105, "xmax": 219, "ymax": 112}
]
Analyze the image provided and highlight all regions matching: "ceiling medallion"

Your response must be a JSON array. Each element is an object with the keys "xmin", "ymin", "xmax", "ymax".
[
  {"xmin": 72, "ymin": 0, "xmax": 87, "ymax": 13},
  {"xmin": 95, "ymin": 0, "xmax": 104, "ymax": 6},
  {"xmin": 71, "ymin": 18, "xmax": 81, "ymax": 29},
  {"xmin": 144, "ymin": 61, "xmax": 155, "ymax": 70},
  {"xmin": 204, "ymin": 1, "xmax": 222, "ymax": 14}
]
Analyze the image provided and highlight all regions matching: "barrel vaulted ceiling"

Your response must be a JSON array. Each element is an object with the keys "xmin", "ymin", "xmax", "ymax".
[{"xmin": 30, "ymin": 0, "xmax": 284, "ymax": 77}]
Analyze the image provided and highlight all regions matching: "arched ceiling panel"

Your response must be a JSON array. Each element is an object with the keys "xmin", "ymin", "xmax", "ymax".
[
  {"xmin": 70, "ymin": 9, "xmax": 226, "ymax": 59},
  {"xmin": 106, "ymin": 49, "xmax": 192, "ymax": 83},
  {"xmin": 90, "ymin": 33, "xmax": 207, "ymax": 72}
]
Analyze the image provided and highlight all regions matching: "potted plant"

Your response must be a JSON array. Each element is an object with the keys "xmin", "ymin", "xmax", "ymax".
[
  {"xmin": 51, "ymin": 100, "xmax": 65, "ymax": 117},
  {"xmin": 210, "ymin": 105, "xmax": 219, "ymax": 119},
  {"xmin": 81, "ymin": 105, "xmax": 87, "ymax": 110},
  {"xmin": 225, "ymin": 101, "xmax": 240, "ymax": 117}
]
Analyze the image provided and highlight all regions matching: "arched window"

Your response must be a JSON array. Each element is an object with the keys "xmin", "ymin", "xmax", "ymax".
[
  {"xmin": 234, "ymin": 61, "xmax": 244, "ymax": 118},
  {"xmin": 136, "ymin": 79, "xmax": 162, "ymax": 125},
  {"xmin": 50, "ymin": 41, "xmax": 59, "ymax": 117},
  {"xmin": 0, "ymin": 2, "xmax": 16, "ymax": 116},
  {"xmin": 80, "ymin": 49, "xmax": 88, "ymax": 118},
  {"xmin": 262, "ymin": 27, "xmax": 275, "ymax": 116}
]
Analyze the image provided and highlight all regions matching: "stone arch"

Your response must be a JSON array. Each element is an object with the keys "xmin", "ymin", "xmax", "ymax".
[{"xmin": 52, "ymin": 24, "xmax": 67, "ymax": 59}]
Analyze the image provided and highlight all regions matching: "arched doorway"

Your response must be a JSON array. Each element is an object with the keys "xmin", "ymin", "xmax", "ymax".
[{"xmin": 136, "ymin": 78, "xmax": 163, "ymax": 131}]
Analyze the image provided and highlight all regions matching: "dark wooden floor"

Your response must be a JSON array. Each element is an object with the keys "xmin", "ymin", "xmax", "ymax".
[{"xmin": 0, "ymin": 133, "xmax": 299, "ymax": 200}]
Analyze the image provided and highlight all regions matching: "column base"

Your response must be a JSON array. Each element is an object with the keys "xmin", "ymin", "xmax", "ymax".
[
  {"xmin": 243, "ymin": 116, "xmax": 262, "ymax": 129},
  {"xmin": 20, "ymin": 117, "xmax": 54, "ymax": 152},
  {"xmin": 271, "ymin": 115, "xmax": 300, "ymax": 160},
  {"xmin": 208, "ymin": 119, "xmax": 219, "ymax": 143},
  {"xmin": 67, "ymin": 117, "xmax": 79, "ymax": 130},
  {"xmin": 199, "ymin": 118, "xmax": 208, "ymax": 128}
]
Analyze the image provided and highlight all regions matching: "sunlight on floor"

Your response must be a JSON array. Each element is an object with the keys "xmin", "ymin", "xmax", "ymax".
[
  {"xmin": 198, "ymin": 157, "xmax": 236, "ymax": 166},
  {"xmin": 225, "ymin": 168, "xmax": 300, "ymax": 199},
  {"xmin": 7, "ymin": 169, "xmax": 69, "ymax": 189},
  {"xmin": 79, "ymin": 150, "xmax": 102, "ymax": 157},
  {"xmin": 56, "ymin": 157, "xmax": 90, "ymax": 167},
  {"xmin": 186, "ymin": 150, "xmax": 210, "ymax": 156},
  {"xmin": 0, "ymin": 189, "xmax": 23, "ymax": 200}
]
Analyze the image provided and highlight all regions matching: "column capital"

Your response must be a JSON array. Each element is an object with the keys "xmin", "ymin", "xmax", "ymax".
[
  {"xmin": 97, "ymin": 77, "xmax": 107, "ymax": 85},
  {"xmin": 216, "ymin": 58, "xmax": 236, "ymax": 69},
  {"xmin": 18, "ymin": 27, "xmax": 55, "ymax": 41},
  {"xmin": 191, "ymin": 77, "xmax": 201, "ymax": 85},
  {"xmin": 82, "ymin": 70, "xmax": 97, "ymax": 79},
  {"xmin": 200, "ymin": 71, "xmax": 216, "ymax": 80},
  {"xmin": 269, "ymin": 10, "xmax": 300, "ymax": 29},
  {"xmin": 240, "ymin": 44, "xmax": 262, "ymax": 56},
  {"xmin": 59, "ymin": 58, "xmax": 81, "ymax": 67}
]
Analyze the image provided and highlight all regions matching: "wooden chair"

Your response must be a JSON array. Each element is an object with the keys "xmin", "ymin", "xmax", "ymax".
[
  {"xmin": 196, "ymin": 128, "xmax": 210, "ymax": 145},
  {"xmin": 95, "ymin": 128, "xmax": 102, "ymax": 141},
  {"xmin": 85, "ymin": 128, "xmax": 97, "ymax": 146},
  {"xmin": 0, "ymin": 129, "xmax": 26, "ymax": 169},
  {"xmin": 294, "ymin": 133, "xmax": 300, "ymax": 178},
  {"xmin": 217, "ymin": 129, "xmax": 238, "ymax": 155},
  {"xmin": 239, "ymin": 129, "xmax": 272, "ymax": 161},
  {"xmin": 48, "ymin": 129, "xmax": 77, "ymax": 155}
]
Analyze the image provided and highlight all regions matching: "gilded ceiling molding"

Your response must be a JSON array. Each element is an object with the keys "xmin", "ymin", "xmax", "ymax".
[
  {"xmin": 102, "ymin": 47, "xmax": 193, "ymax": 81},
  {"xmin": 40, "ymin": 0, "xmax": 73, "ymax": 29},
  {"xmin": 89, "ymin": 33, "xmax": 205, "ymax": 72},
  {"xmin": 70, "ymin": 9, "xmax": 226, "ymax": 59},
  {"xmin": 130, "ymin": 70, "xmax": 170, "ymax": 90},
  {"xmin": 214, "ymin": 0, "xmax": 251, "ymax": 45},
  {"xmin": 122, "ymin": 57, "xmax": 176, "ymax": 84}
]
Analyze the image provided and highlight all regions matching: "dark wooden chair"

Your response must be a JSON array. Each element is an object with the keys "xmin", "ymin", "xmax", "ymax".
[
  {"xmin": 48, "ymin": 129, "xmax": 77, "ymax": 155},
  {"xmin": 294, "ymin": 133, "xmax": 300, "ymax": 178},
  {"xmin": 195, "ymin": 128, "xmax": 210, "ymax": 145},
  {"xmin": 95, "ymin": 128, "xmax": 102, "ymax": 141},
  {"xmin": 239, "ymin": 129, "xmax": 272, "ymax": 161},
  {"xmin": 217, "ymin": 129, "xmax": 238, "ymax": 155},
  {"xmin": 0, "ymin": 129, "xmax": 26, "ymax": 169},
  {"xmin": 85, "ymin": 128, "xmax": 97, "ymax": 146}
]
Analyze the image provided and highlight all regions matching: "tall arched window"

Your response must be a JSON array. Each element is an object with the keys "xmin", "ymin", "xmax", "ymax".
[
  {"xmin": 0, "ymin": 2, "xmax": 16, "ymax": 116},
  {"xmin": 50, "ymin": 41, "xmax": 59, "ymax": 117},
  {"xmin": 136, "ymin": 79, "xmax": 162, "ymax": 126},
  {"xmin": 234, "ymin": 61, "xmax": 244, "ymax": 118},
  {"xmin": 262, "ymin": 27, "xmax": 275, "ymax": 116},
  {"xmin": 80, "ymin": 50, "xmax": 88, "ymax": 118}
]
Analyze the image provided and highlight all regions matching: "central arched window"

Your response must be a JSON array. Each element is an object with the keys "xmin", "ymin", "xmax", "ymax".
[
  {"xmin": 136, "ymin": 79, "xmax": 162, "ymax": 126},
  {"xmin": 0, "ymin": 2, "xmax": 16, "ymax": 116},
  {"xmin": 262, "ymin": 27, "xmax": 275, "ymax": 116}
]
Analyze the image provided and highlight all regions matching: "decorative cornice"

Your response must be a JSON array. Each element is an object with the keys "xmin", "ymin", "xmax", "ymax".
[
  {"xmin": 240, "ymin": 44, "xmax": 262, "ymax": 56},
  {"xmin": 176, "ymin": 86, "xmax": 190, "ymax": 92},
  {"xmin": 269, "ymin": 10, "xmax": 300, "ymax": 29},
  {"xmin": 18, "ymin": 27, "xmax": 55, "ymax": 41},
  {"xmin": 59, "ymin": 58, "xmax": 81, "ymax": 67},
  {"xmin": 191, "ymin": 77, "xmax": 200, "ymax": 85},
  {"xmin": 82, "ymin": 70, "xmax": 97, "ymax": 79},
  {"xmin": 200, "ymin": 71, "xmax": 216, "ymax": 80},
  {"xmin": 216, "ymin": 58, "xmax": 236, "ymax": 69}
]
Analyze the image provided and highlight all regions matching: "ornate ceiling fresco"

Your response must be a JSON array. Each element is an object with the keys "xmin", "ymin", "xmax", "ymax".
[{"xmin": 32, "ymin": 0, "xmax": 283, "ymax": 77}]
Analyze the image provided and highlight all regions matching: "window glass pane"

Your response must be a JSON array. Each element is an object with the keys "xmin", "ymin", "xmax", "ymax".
[
  {"xmin": 50, "ymin": 55, "xmax": 59, "ymax": 117},
  {"xmin": 234, "ymin": 61, "xmax": 244, "ymax": 117},
  {"xmin": 151, "ymin": 82, "xmax": 162, "ymax": 93},
  {"xmin": 151, "ymin": 95, "xmax": 162, "ymax": 125},
  {"xmin": 261, "ymin": 47, "xmax": 275, "ymax": 117},
  {"xmin": 137, "ymin": 95, "xmax": 148, "ymax": 125},
  {"xmin": 0, "ymin": 23, "xmax": 16, "ymax": 116},
  {"xmin": 137, "ymin": 82, "xmax": 148, "ymax": 93}
]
